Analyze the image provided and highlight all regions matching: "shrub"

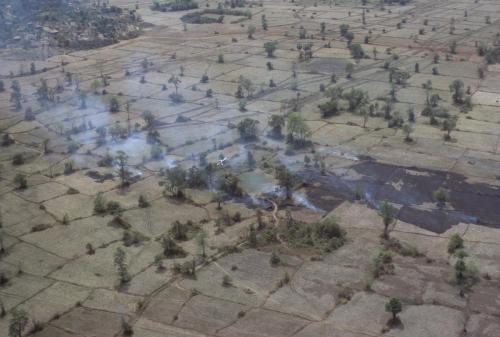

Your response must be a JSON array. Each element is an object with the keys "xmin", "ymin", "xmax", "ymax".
[
  {"xmin": 94, "ymin": 193, "xmax": 107, "ymax": 214},
  {"xmin": 12, "ymin": 154, "xmax": 24, "ymax": 165},
  {"xmin": 31, "ymin": 224, "xmax": 50, "ymax": 232},
  {"xmin": 106, "ymin": 201, "xmax": 122, "ymax": 214},
  {"xmin": 138, "ymin": 195, "xmax": 150, "ymax": 208},
  {"xmin": 270, "ymin": 251, "xmax": 281, "ymax": 266},
  {"xmin": 123, "ymin": 230, "xmax": 148, "ymax": 247},
  {"xmin": 162, "ymin": 236, "xmax": 187, "ymax": 258},
  {"xmin": 448, "ymin": 234, "xmax": 464, "ymax": 254},
  {"xmin": 14, "ymin": 174, "xmax": 27, "ymax": 189},
  {"xmin": 433, "ymin": 188, "xmax": 448, "ymax": 205},
  {"xmin": 373, "ymin": 250, "xmax": 394, "ymax": 278},
  {"xmin": 222, "ymin": 274, "xmax": 232, "ymax": 287}
]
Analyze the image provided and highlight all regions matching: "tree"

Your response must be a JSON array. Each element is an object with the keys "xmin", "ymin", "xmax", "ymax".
[
  {"xmin": 196, "ymin": 229, "xmax": 208, "ymax": 258},
  {"xmin": 213, "ymin": 191, "xmax": 226, "ymax": 210},
  {"xmin": 36, "ymin": 79, "xmax": 52, "ymax": 107},
  {"xmin": 94, "ymin": 192, "xmax": 107, "ymax": 214},
  {"xmin": 79, "ymin": 90, "xmax": 87, "ymax": 109},
  {"xmin": 114, "ymin": 247, "xmax": 131, "ymax": 284},
  {"xmin": 442, "ymin": 118, "xmax": 456, "ymax": 141},
  {"xmin": 340, "ymin": 24, "xmax": 349, "ymax": 36},
  {"xmin": 402, "ymin": 123, "xmax": 414, "ymax": 142},
  {"xmin": 264, "ymin": 41, "xmax": 278, "ymax": 58},
  {"xmin": 454, "ymin": 256, "xmax": 466, "ymax": 285},
  {"xmin": 270, "ymin": 251, "xmax": 280, "ymax": 266},
  {"xmin": 299, "ymin": 26, "xmax": 307, "ymax": 39},
  {"xmin": 247, "ymin": 150, "xmax": 256, "ymax": 169},
  {"xmin": 141, "ymin": 111, "xmax": 157, "ymax": 130},
  {"xmin": 389, "ymin": 68, "xmax": 410, "ymax": 85},
  {"xmin": 10, "ymin": 80, "xmax": 22, "ymax": 111},
  {"xmin": 91, "ymin": 79, "xmax": 100, "ymax": 94},
  {"xmin": 141, "ymin": 57, "xmax": 149, "ymax": 72},
  {"xmin": 350, "ymin": 43, "xmax": 365, "ymax": 60},
  {"xmin": 138, "ymin": 195, "xmax": 150, "ymax": 208},
  {"xmin": 248, "ymin": 225, "xmax": 257, "ymax": 247},
  {"xmin": 121, "ymin": 316, "xmax": 134, "ymax": 336},
  {"xmin": 261, "ymin": 14, "xmax": 268, "ymax": 30},
  {"xmin": 268, "ymin": 114, "xmax": 285, "ymax": 138},
  {"xmin": 378, "ymin": 200, "xmax": 394, "ymax": 240},
  {"xmin": 168, "ymin": 75, "xmax": 182, "ymax": 99},
  {"xmin": 9, "ymin": 308, "xmax": 28, "ymax": 337},
  {"xmin": 287, "ymin": 112, "xmax": 310, "ymax": 146},
  {"xmin": 345, "ymin": 31, "xmax": 354, "ymax": 45},
  {"xmin": 275, "ymin": 165, "xmax": 295, "ymax": 199},
  {"xmin": 95, "ymin": 126, "xmax": 107, "ymax": 145},
  {"xmin": 318, "ymin": 99, "xmax": 340, "ymax": 117},
  {"xmin": 448, "ymin": 233, "xmax": 464, "ymax": 254},
  {"xmin": 385, "ymin": 297, "xmax": 402, "ymax": 323},
  {"xmin": 239, "ymin": 100, "xmax": 247, "ymax": 112},
  {"xmin": 343, "ymin": 88, "xmax": 369, "ymax": 112},
  {"xmin": 433, "ymin": 187, "xmax": 448, "ymax": 206},
  {"xmin": 109, "ymin": 97, "xmax": 120, "ymax": 113},
  {"xmin": 115, "ymin": 151, "xmax": 129, "ymax": 186},
  {"xmin": 162, "ymin": 235, "xmax": 186, "ymax": 258},
  {"xmin": 361, "ymin": 108, "xmax": 369, "ymax": 128},
  {"xmin": 238, "ymin": 75, "xmax": 254, "ymax": 98},
  {"xmin": 14, "ymin": 174, "xmax": 27, "ymax": 189},
  {"xmin": 450, "ymin": 40, "xmax": 457, "ymax": 54},
  {"xmin": 345, "ymin": 63, "xmax": 354, "ymax": 78},
  {"xmin": 237, "ymin": 118, "xmax": 259, "ymax": 140},
  {"xmin": 449, "ymin": 79, "xmax": 465, "ymax": 104},
  {"xmin": 165, "ymin": 166, "xmax": 187, "ymax": 198},
  {"xmin": 247, "ymin": 25, "xmax": 256, "ymax": 39}
]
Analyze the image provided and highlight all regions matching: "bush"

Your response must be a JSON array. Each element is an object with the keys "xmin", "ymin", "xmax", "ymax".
[
  {"xmin": 67, "ymin": 187, "xmax": 79, "ymax": 195},
  {"xmin": 448, "ymin": 234, "xmax": 464, "ymax": 254},
  {"xmin": 123, "ymin": 230, "xmax": 148, "ymax": 247},
  {"xmin": 162, "ymin": 236, "xmax": 187, "ymax": 258},
  {"xmin": 31, "ymin": 224, "xmax": 50, "ymax": 232},
  {"xmin": 94, "ymin": 193, "xmax": 107, "ymax": 214},
  {"xmin": 433, "ymin": 188, "xmax": 448, "ymax": 205},
  {"xmin": 270, "ymin": 251, "xmax": 281, "ymax": 266},
  {"xmin": 278, "ymin": 216, "xmax": 346, "ymax": 253},
  {"xmin": 138, "ymin": 195, "xmax": 150, "ymax": 208},
  {"xmin": 67, "ymin": 142, "xmax": 79, "ymax": 154},
  {"xmin": 64, "ymin": 161, "xmax": 74, "ymax": 175},
  {"xmin": 373, "ymin": 250, "xmax": 394, "ymax": 278},
  {"xmin": 232, "ymin": 212, "xmax": 242, "ymax": 223},
  {"xmin": 12, "ymin": 153, "xmax": 24, "ymax": 165},
  {"xmin": 222, "ymin": 274, "xmax": 232, "ymax": 287},
  {"xmin": 169, "ymin": 92, "xmax": 185, "ymax": 103},
  {"xmin": 14, "ymin": 174, "xmax": 27, "ymax": 189}
]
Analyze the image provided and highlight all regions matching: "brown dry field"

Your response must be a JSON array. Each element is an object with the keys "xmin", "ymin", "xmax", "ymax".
[{"xmin": 0, "ymin": 0, "xmax": 500, "ymax": 336}]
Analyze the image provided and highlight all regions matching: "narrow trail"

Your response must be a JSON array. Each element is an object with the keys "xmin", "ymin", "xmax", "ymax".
[{"xmin": 267, "ymin": 198, "xmax": 289, "ymax": 247}]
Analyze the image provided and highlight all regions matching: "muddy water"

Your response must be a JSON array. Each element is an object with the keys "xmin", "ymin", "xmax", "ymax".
[{"xmin": 301, "ymin": 162, "xmax": 500, "ymax": 234}]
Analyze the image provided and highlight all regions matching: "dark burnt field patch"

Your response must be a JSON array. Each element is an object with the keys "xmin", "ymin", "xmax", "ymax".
[{"xmin": 302, "ymin": 161, "xmax": 500, "ymax": 233}]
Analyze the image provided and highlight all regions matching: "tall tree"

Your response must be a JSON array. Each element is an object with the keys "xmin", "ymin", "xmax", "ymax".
[
  {"xmin": 379, "ymin": 200, "xmax": 394, "ymax": 240},
  {"xmin": 115, "ymin": 151, "xmax": 129, "ymax": 186},
  {"xmin": 275, "ymin": 165, "xmax": 295, "ymax": 199}
]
